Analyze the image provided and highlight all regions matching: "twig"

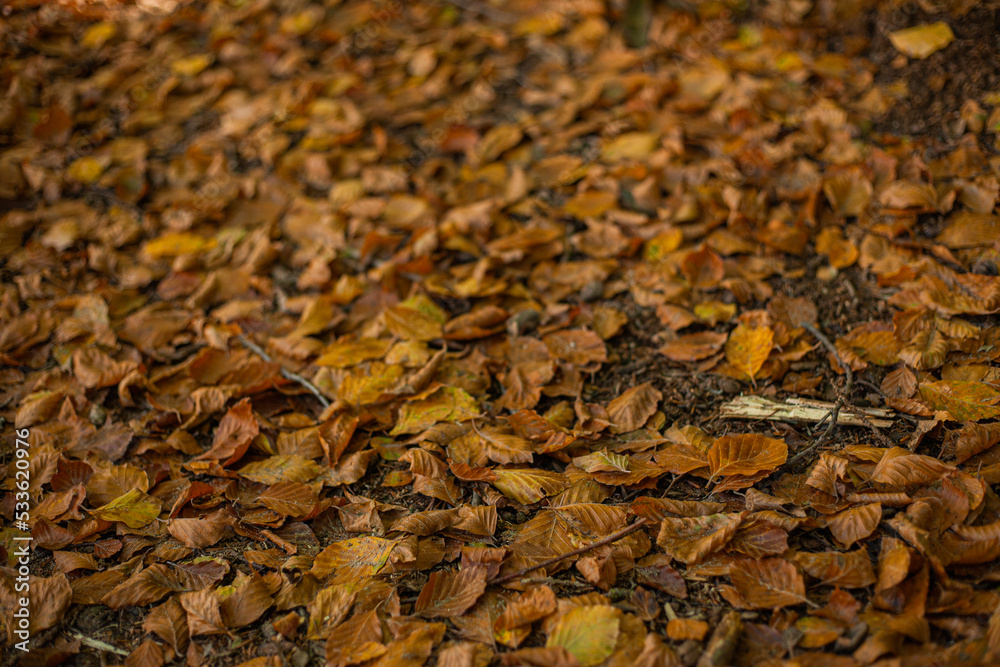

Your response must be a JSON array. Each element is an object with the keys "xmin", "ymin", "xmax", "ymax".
[
  {"xmin": 788, "ymin": 322, "xmax": 853, "ymax": 466},
  {"xmin": 791, "ymin": 322, "xmax": 894, "ymax": 465},
  {"xmin": 493, "ymin": 518, "xmax": 649, "ymax": 584},
  {"xmin": 800, "ymin": 322, "xmax": 853, "ymax": 395},
  {"xmin": 852, "ymin": 378, "xmax": 919, "ymax": 423},
  {"xmin": 67, "ymin": 632, "xmax": 130, "ymax": 656},
  {"xmin": 237, "ymin": 333, "xmax": 330, "ymax": 409}
]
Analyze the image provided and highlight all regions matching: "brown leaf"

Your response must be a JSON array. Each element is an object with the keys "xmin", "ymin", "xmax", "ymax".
[
  {"xmin": 826, "ymin": 503, "xmax": 882, "ymax": 548},
  {"xmin": 629, "ymin": 497, "xmax": 725, "ymax": 520},
  {"xmin": 657, "ymin": 513, "xmax": 743, "ymax": 564},
  {"xmin": 729, "ymin": 558, "xmax": 808, "ymax": 609},
  {"xmin": 126, "ymin": 639, "xmax": 164, "ymax": 667},
  {"xmin": 103, "ymin": 564, "xmax": 186, "ymax": 609},
  {"xmin": 543, "ymin": 329, "xmax": 608, "ymax": 365},
  {"xmin": 258, "ymin": 482, "xmax": 320, "ymax": 518},
  {"xmin": 179, "ymin": 587, "xmax": 227, "ymax": 636},
  {"xmin": 167, "ymin": 507, "xmax": 233, "ymax": 548},
  {"xmin": 325, "ymin": 610, "xmax": 386, "ymax": 667},
  {"xmin": 194, "ymin": 398, "xmax": 258, "ymax": 466},
  {"xmin": 319, "ymin": 412, "xmax": 359, "ymax": 466},
  {"xmin": 219, "ymin": 570, "xmax": 274, "ymax": 628},
  {"xmin": 493, "ymin": 585, "xmax": 557, "ymax": 648},
  {"xmin": 415, "ymin": 567, "xmax": 488, "ymax": 618},
  {"xmin": 307, "ymin": 585, "xmax": 357, "ymax": 641},
  {"xmin": 658, "ymin": 331, "xmax": 727, "ymax": 362},
  {"xmin": 635, "ymin": 554, "xmax": 687, "ymax": 598},
  {"xmin": 606, "ymin": 382, "xmax": 662, "ymax": 434},
  {"xmin": 792, "ymin": 548, "xmax": 876, "ymax": 588},
  {"xmin": 870, "ymin": 447, "xmax": 954, "ymax": 487},
  {"xmin": 680, "ymin": 247, "xmax": 725, "ymax": 288},
  {"xmin": 143, "ymin": 597, "xmax": 190, "ymax": 654},
  {"xmin": 1, "ymin": 573, "xmax": 72, "ymax": 635}
]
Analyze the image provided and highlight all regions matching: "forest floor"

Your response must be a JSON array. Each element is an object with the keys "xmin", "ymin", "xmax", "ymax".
[{"xmin": 2, "ymin": 1, "xmax": 1000, "ymax": 666}]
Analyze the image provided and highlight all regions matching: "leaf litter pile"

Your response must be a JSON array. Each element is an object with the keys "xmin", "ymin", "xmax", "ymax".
[{"xmin": 3, "ymin": 1, "xmax": 1000, "ymax": 666}]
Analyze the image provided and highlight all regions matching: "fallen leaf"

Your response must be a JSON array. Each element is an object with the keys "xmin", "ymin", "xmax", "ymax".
[
  {"xmin": 724, "ymin": 325, "xmax": 773, "ymax": 383},
  {"xmin": 546, "ymin": 605, "xmax": 621, "ymax": 667},
  {"xmin": 729, "ymin": 558, "xmax": 808, "ymax": 609},
  {"xmin": 415, "ymin": 567, "xmax": 488, "ymax": 618},
  {"xmin": 889, "ymin": 22, "xmax": 955, "ymax": 59}
]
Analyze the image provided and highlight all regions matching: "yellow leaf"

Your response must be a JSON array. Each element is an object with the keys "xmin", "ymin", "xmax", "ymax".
[
  {"xmin": 644, "ymin": 228, "xmax": 684, "ymax": 262},
  {"xmin": 693, "ymin": 301, "xmax": 737, "ymax": 326},
  {"xmin": 918, "ymin": 380, "xmax": 1000, "ymax": 421},
  {"xmin": 546, "ymin": 605, "xmax": 620, "ymax": 666},
  {"xmin": 725, "ymin": 325, "xmax": 773, "ymax": 384},
  {"xmin": 492, "ymin": 468, "xmax": 570, "ymax": 504},
  {"xmin": 67, "ymin": 157, "xmax": 107, "ymax": 184},
  {"xmin": 889, "ymin": 22, "xmax": 954, "ymax": 59},
  {"xmin": 81, "ymin": 22, "xmax": 117, "ymax": 49},
  {"xmin": 339, "ymin": 362, "xmax": 405, "ymax": 405},
  {"xmin": 311, "ymin": 537, "xmax": 398, "ymax": 583},
  {"xmin": 390, "ymin": 387, "xmax": 479, "ymax": 435},
  {"xmin": 563, "ymin": 191, "xmax": 617, "ymax": 219},
  {"xmin": 237, "ymin": 455, "xmax": 323, "ymax": 484},
  {"xmin": 91, "ymin": 489, "xmax": 161, "ymax": 528},
  {"xmin": 170, "ymin": 54, "xmax": 213, "ymax": 77},
  {"xmin": 600, "ymin": 132, "xmax": 660, "ymax": 162},
  {"xmin": 143, "ymin": 232, "xmax": 217, "ymax": 259},
  {"xmin": 573, "ymin": 449, "xmax": 630, "ymax": 473},
  {"xmin": 513, "ymin": 12, "xmax": 565, "ymax": 37},
  {"xmin": 315, "ymin": 337, "xmax": 392, "ymax": 367},
  {"xmin": 384, "ymin": 294, "xmax": 447, "ymax": 341}
]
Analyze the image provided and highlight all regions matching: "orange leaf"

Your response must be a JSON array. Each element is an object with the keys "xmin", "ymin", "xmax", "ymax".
[
  {"xmin": 219, "ymin": 571, "xmax": 274, "ymax": 628},
  {"xmin": 492, "ymin": 468, "xmax": 570, "ymax": 505},
  {"xmin": 493, "ymin": 585, "xmax": 557, "ymax": 647},
  {"xmin": 666, "ymin": 618, "xmax": 709, "ymax": 641},
  {"xmin": 311, "ymin": 537, "xmax": 398, "ymax": 583},
  {"xmin": 707, "ymin": 433, "xmax": 787, "ymax": 481},
  {"xmin": 724, "ymin": 325, "xmax": 773, "ymax": 384}
]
